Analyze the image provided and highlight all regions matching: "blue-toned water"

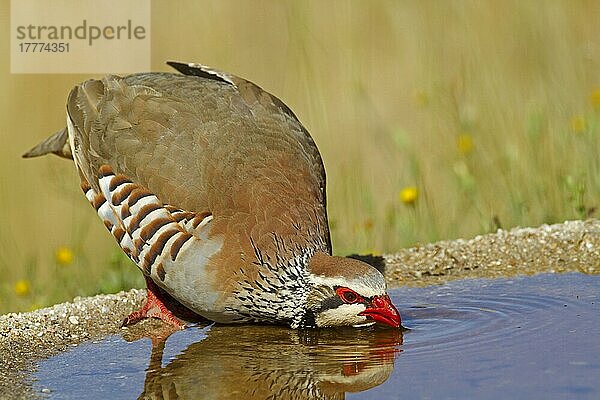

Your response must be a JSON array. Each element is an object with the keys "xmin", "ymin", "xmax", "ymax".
[{"xmin": 35, "ymin": 273, "xmax": 600, "ymax": 399}]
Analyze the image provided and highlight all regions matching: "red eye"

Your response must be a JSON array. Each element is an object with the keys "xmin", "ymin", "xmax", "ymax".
[{"xmin": 336, "ymin": 287, "xmax": 360, "ymax": 304}]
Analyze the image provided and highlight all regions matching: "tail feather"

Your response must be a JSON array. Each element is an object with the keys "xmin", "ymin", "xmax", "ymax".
[{"xmin": 22, "ymin": 127, "xmax": 72, "ymax": 159}]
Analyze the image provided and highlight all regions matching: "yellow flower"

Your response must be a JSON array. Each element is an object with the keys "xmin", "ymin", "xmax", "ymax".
[
  {"xmin": 412, "ymin": 90, "xmax": 429, "ymax": 107},
  {"xmin": 399, "ymin": 186, "xmax": 418, "ymax": 205},
  {"xmin": 590, "ymin": 88, "xmax": 600, "ymax": 110},
  {"xmin": 14, "ymin": 280, "xmax": 30, "ymax": 296},
  {"xmin": 457, "ymin": 133, "xmax": 474, "ymax": 154},
  {"xmin": 363, "ymin": 219, "xmax": 374, "ymax": 231},
  {"xmin": 570, "ymin": 115, "xmax": 586, "ymax": 133},
  {"xmin": 55, "ymin": 246, "xmax": 74, "ymax": 265},
  {"xmin": 361, "ymin": 249, "xmax": 379, "ymax": 256}
]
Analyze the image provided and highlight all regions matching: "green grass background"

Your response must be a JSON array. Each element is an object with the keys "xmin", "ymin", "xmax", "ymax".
[{"xmin": 0, "ymin": 1, "xmax": 598, "ymax": 313}]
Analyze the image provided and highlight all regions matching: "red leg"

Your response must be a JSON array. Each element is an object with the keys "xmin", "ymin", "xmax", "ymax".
[{"xmin": 122, "ymin": 277, "xmax": 186, "ymax": 329}]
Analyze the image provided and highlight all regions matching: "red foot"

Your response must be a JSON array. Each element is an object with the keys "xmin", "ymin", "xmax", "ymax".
[{"xmin": 122, "ymin": 277, "xmax": 186, "ymax": 329}]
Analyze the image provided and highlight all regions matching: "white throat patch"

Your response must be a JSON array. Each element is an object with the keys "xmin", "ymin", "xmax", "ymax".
[{"xmin": 315, "ymin": 303, "xmax": 368, "ymax": 327}]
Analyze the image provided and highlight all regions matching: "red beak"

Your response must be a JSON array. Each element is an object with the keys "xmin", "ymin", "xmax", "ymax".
[{"xmin": 359, "ymin": 295, "xmax": 401, "ymax": 328}]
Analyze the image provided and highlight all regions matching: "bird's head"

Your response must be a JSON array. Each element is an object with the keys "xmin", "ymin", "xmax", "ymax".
[{"xmin": 300, "ymin": 252, "xmax": 401, "ymax": 329}]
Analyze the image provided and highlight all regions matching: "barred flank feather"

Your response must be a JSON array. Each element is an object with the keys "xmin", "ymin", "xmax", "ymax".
[{"xmin": 82, "ymin": 165, "xmax": 215, "ymax": 283}]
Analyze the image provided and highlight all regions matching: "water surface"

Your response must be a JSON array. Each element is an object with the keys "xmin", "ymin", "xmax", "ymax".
[{"xmin": 35, "ymin": 273, "xmax": 600, "ymax": 399}]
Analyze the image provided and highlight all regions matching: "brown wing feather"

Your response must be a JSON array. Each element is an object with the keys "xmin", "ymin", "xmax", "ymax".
[{"xmin": 66, "ymin": 67, "xmax": 331, "ymax": 252}]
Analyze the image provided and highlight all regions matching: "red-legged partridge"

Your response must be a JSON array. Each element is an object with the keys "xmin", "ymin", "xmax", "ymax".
[{"xmin": 24, "ymin": 61, "xmax": 401, "ymax": 329}]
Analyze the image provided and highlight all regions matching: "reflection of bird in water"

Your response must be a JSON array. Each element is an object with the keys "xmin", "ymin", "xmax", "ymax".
[
  {"xmin": 135, "ymin": 325, "xmax": 402, "ymax": 399},
  {"xmin": 24, "ymin": 61, "xmax": 401, "ymax": 330}
]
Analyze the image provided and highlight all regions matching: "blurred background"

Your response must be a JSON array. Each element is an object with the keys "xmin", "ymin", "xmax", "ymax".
[{"xmin": 0, "ymin": 1, "xmax": 599, "ymax": 313}]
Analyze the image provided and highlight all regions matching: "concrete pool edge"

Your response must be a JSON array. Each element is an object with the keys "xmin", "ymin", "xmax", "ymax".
[
  {"xmin": 1, "ymin": 218, "xmax": 598, "ymax": 398},
  {"xmin": 384, "ymin": 218, "xmax": 599, "ymax": 287}
]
